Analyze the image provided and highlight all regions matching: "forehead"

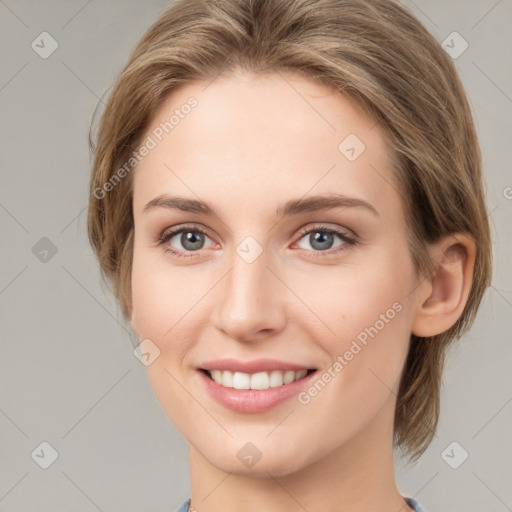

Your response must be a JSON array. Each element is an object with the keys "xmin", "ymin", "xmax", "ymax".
[{"xmin": 132, "ymin": 70, "xmax": 400, "ymax": 222}]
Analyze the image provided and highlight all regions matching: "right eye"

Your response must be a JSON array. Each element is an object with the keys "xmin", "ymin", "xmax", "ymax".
[{"xmin": 158, "ymin": 225, "xmax": 216, "ymax": 258}]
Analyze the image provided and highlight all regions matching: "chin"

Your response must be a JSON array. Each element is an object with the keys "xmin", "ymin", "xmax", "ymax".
[{"xmin": 191, "ymin": 435, "xmax": 318, "ymax": 479}]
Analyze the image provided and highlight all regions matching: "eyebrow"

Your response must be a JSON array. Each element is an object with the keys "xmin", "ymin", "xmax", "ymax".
[{"xmin": 143, "ymin": 193, "xmax": 379, "ymax": 218}]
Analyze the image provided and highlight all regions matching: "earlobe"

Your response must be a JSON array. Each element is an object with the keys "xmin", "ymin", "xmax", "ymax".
[{"xmin": 411, "ymin": 234, "xmax": 476, "ymax": 337}]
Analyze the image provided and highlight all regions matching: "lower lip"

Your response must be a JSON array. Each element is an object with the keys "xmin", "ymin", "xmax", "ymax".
[{"xmin": 198, "ymin": 370, "xmax": 317, "ymax": 413}]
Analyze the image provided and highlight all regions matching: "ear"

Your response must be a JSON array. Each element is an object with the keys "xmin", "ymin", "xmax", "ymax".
[{"xmin": 411, "ymin": 233, "xmax": 476, "ymax": 337}]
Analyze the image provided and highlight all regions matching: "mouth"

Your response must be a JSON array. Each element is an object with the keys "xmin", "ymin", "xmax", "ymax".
[
  {"xmin": 200, "ymin": 368, "xmax": 317, "ymax": 390},
  {"xmin": 196, "ymin": 358, "xmax": 319, "ymax": 413}
]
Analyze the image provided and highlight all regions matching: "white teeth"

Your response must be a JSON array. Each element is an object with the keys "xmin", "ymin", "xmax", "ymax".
[
  {"xmin": 211, "ymin": 370, "xmax": 222, "ymax": 382},
  {"xmin": 207, "ymin": 369, "xmax": 310, "ymax": 390},
  {"xmin": 296, "ymin": 369, "xmax": 308, "ymax": 380},
  {"xmin": 233, "ymin": 371, "xmax": 251, "ymax": 389},
  {"xmin": 269, "ymin": 370, "xmax": 284, "ymax": 388},
  {"xmin": 222, "ymin": 370, "xmax": 233, "ymax": 388},
  {"xmin": 250, "ymin": 371, "xmax": 270, "ymax": 390},
  {"xmin": 283, "ymin": 370, "xmax": 296, "ymax": 384}
]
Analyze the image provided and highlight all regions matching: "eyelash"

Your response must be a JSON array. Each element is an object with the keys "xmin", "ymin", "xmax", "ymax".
[{"xmin": 156, "ymin": 224, "xmax": 357, "ymax": 259}]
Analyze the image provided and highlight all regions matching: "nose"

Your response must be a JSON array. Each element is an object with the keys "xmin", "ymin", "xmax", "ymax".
[{"xmin": 212, "ymin": 242, "xmax": 286, "ymax": 343}]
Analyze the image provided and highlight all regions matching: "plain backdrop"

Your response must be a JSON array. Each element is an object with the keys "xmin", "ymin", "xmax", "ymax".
[{"xmin": 1, "ymin": 1, "xmax": 511, "ymax": 511}]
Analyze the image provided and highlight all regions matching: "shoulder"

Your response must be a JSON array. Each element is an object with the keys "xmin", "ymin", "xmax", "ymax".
[
  {"xmin": 176, "ymin": 497, "xmax": 426, "ymax": 511},
  {"xmin": 174, "ymin": 498, "xmax": 191, "ymax": 512},
  {"xmin": 404, "ymin": 496, "xmax": 428, "ymax": 512}
]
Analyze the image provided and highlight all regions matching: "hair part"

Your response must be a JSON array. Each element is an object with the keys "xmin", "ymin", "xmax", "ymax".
[{"xmin": 87, "ymin": 0, "xmax": 492, "ymax": 462}]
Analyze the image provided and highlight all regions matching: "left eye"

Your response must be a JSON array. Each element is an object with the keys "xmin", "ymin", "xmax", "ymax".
[{"xmin": 294, "ymin": 227, "xmax": 355, "ymax": 253}]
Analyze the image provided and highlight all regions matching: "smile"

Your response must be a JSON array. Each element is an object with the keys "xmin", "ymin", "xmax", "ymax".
[
  {"xmin": 197, "ymin": 359, "xmax": 319, "ymax": 413},
  {"xmin": 202, "ymin": 369, "xmax": 315, "ymax": 390}
]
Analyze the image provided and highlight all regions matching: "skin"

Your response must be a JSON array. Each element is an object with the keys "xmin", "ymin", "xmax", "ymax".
[{"xmin": 129, "ymin": 69, "xmax": 475, "ymax": 511}]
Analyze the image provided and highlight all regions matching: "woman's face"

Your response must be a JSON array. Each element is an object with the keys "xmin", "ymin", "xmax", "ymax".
[{"xmin": 130, "ymin": 70, "xmax": 421, "ymax": 476}]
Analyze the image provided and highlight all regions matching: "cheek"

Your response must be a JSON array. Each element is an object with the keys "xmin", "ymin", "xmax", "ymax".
[
  {"xmin": 130, "ymin": 245, "xmax": 201, "ymax": 340},
  {"xmin": 289, "ymin": 268, "xmax": 414, "ymax": 449},
  {"xmin": 130, "ymin": 247, "xmax": 203, "ymax": 430},
  {"xmin": 304, "ymin": 248, "xmax": 416, "ymax": 393},
  {"xmin": 299, "ymin": 248, "xmax": 413, "ymax": 341}
]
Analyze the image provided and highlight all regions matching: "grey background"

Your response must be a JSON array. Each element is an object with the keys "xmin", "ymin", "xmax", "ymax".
[{"xmin": 0, "ymin": 0, "xmax": 511, "ymax": 511}]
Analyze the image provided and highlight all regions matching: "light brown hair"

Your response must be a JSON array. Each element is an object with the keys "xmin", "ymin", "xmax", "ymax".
[{"xmin": 87, "ymin": 0, "xmax": 492, "ymax": 461}]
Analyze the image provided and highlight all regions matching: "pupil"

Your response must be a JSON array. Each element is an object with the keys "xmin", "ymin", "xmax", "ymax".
[
  {"xmin": 182, "ymin": 231, "xmax": 203, "ymax": 250},
  {"xmin": 311, "ymin": 232, "xmax": 332, "ymax": 250}
]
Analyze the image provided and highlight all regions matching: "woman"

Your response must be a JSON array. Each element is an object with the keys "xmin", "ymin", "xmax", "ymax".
[{"xmin": 87, "ymin": 0, "xmax": 492, "ymax": 510}]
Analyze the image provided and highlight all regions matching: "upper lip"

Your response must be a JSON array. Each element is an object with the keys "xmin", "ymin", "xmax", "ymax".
[{"xmin": 199, "ymin": 358, "xmax": 315, "ymax": 373}]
